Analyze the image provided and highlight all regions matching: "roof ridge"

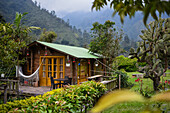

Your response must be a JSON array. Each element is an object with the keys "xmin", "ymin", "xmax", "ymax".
[
  {"xmin": 36, "ymin": 40, "xmax": 87, "ymax": 49},
  {"xmin": 35, "ymin": 41, "xmax": 99, "ymax": 58}
]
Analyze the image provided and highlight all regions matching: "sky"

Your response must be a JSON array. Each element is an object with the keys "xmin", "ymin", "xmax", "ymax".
[{"xmin": 32, "ymin": 0, "xmax": 93, "ymax": 13}]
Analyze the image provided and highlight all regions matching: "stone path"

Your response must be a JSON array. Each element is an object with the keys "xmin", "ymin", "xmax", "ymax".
[{"xmin": 19, "ymin": 85, "xmax": 51, "ymax": 96}]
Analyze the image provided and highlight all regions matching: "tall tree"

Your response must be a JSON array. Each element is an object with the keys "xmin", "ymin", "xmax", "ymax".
[
  {"xmin": 129, "ymin": 18, "xmax": 170, "ymax": 91},
  {"xmin": 92, "ymin": 0, "xmax": 170, "ymax": 25},
  {"xmin": 39, "ymin": 28, "xmax": 57, "ymax": 43},
  {"xmin": 89, "ymin": 20, "xmax": 123, "ymax": 67}
]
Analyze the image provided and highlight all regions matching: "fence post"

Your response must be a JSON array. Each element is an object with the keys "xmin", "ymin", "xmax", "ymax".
[
  {"xmin": 17, "ymin": 80, "xmax": 19, "ymax": 98},
  {"xmin": 119, "ymin": 74, "xmax": 121, "ymax": 90},
  {"xmin": 9, "ymin": 81, "xmax": 11, "ymax": 95},
  {"xmin": 4, "ymin": 85, "xmax": 7, "ymax": 104}
]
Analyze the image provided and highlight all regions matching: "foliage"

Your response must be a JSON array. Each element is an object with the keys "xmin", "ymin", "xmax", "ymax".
[
  {"xmin": 134, "ymin": 78, "xmax": 155, "ymax": 98},
  {"xmin": 0, "ymin": 81, "xmax": 107, "ymax": 113},
  {"xmin": 0, "ymin": 12, "xmax": 39, "ymax": 76},
  {"xmin": 91, "ymin": 90, "xmax": 170, "ymax": 113},
  {"xmin": 129, "ymin": 18, "xmax": 170, "ymax": 91},
  {"xmin": 0, "ymin": 23, "xmax": 26, "ymax": 76},
  {"xmin": 112, "ymin": 70, "xmax": 133, "ymax": 88},
  {"xmin": 89, "ymin": 20, "xmax": 123, "ymax": 67},
  {"xmin": 121, "ymin": 35, "xmax": 138, "ymax": 52},
  {"xmin": 92, "ymin": 0, "xmax": 170, "ymax": 25},
  {"xmin": 39, "ymin": 29, "xmax": 57, "ymax": 43},
  {"xmin": 0, "ymin": 14, "xmax": 5, "ymax": 23},
  {"xmin": 113, "ymin": 55, "xmax": 146, "ymax": 72},
  {"xmin": 158, "ymin": 80, "xmax": 170, "ymax": 91}
]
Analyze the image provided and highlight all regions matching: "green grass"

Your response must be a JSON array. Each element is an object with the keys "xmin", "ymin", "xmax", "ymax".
[
  {"xmin": 102, "ymin": 102, "xmax": 170, "ymax": 113},
  {"xmin": 127, "ymin": 72, "xmax": 153, "ymax": 91},
  {"xmin": 102, "ymin": 70, "xmax": 170, "ymax": 113},
  {"xmin": 127, "ymin": 70, "xmax": 170, "ymax": 92},
  {"xmin": 102, "ymin": 102, "xmax": 145, "ymax": 113}
]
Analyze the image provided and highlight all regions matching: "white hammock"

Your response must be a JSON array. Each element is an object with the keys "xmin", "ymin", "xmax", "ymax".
[
  {"xmin": 16, "ymin": 57, "xmax": 45, "ymax": 80},
  {"xmin": 18, "ymin": 65, "xmax": 40, "ymax": 80}
]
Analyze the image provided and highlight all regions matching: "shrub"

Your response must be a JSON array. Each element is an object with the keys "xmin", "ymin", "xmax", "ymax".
[
  {"xmin": 112, "ymin": 70, "xmax": 133, "ymax": 88},
  {"xmin": 113, "ymin": 55, "xmax": 146, "ymax": 72},
  {"xmin": 0, "ymin": 81, "xmax": 107, "ymax": 113}
]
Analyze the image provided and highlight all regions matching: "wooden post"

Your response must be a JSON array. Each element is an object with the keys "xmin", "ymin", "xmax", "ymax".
[
  {"xmin": 9, "ymin": 81, "xmax": 11, "ymax": 95},
  {"xmin": 17, "ymin": 80, "xmax": 19, "ymax": 98},
  {"xmin": 119, "ymin": 74, "xmax": 121, "ymax": 90},
  {"xmin": 4, "ymin": 85, "xmax": 7, "ymax": 104}
]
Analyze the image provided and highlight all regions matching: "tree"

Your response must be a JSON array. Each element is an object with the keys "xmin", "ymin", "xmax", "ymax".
[
  {"xmin": 0, "ymin": 14, "xmax": 5, "ymax": 23},
  {"xmin": 0, "ymin": 23, "xmax": 26, "ymax": 76},
  {"xmin": 129, "ymin": 18, "xmax": 170, "ymax": 91},
  {"xmin": 121, "ymin": 35, "xmax": 131, "ymax": 51},
  {"xmin": 50, "ymin": 10, "xmax": 55, "ymax": 16},
  {"xmin": 89, "ymin": 20, "xmax": 123, "ymax": 67},
  {"xmin": 82, "ymin": 30, "xmax": 91, "ymax": 47},
  {"xmin": 124, "ymin": 35, "xmax": 130, "ymax": 44},
  {"xmin": 92, "ymin": 0, "xmax": 170, "ymax": 25},
  {"xmin": 0, "ymin": 12, "xmax": 39, "ymax": 76},
  {"xmin": 39, "ymin": 28, "xmax": 57, "ymax": 43}
]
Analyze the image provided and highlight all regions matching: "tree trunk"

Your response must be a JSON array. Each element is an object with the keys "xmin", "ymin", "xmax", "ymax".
[{"xmin": 153, "ymin": 76, "xmax": 160, "ymax": 91}]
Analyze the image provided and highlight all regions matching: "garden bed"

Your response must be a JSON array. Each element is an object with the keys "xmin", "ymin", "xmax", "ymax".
[{"xmin": 0, "ymin": 81, "xmax": 107, "ymax": 113}]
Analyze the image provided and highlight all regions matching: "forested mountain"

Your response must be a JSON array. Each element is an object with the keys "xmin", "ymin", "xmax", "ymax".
[
  {"xmin": 0, "ymin": 0, "xmax": 90, "ymax": 46},
  {"xmin": 63, "ymin": 9, "xmax": 169, "ymax": 41}
]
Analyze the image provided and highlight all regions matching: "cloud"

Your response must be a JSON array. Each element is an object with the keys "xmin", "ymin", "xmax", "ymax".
[{"xmin": 32, "ymin": 0, "xmax": 93, "ymax": 12}]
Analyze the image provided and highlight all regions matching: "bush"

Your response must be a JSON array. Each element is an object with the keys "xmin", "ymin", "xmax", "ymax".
[
  {"xmin": 113, "ymin": 55, "xmax": 146, "ymax": 72},
  {"xmin": 112, "ymin": 70, "xmax": 133, "ymax": 88},
  {"xmin": 0, "ymin": 81, "xmax": 107, "ymax": 113}
]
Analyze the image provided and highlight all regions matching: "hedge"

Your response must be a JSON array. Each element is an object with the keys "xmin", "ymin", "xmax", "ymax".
[{"xmin": 0, "ymin": 81, "xmax": 107, "ymax": 113}]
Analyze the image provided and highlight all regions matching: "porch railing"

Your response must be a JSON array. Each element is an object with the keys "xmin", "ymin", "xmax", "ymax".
[
  {"xmin": 0, "ymin": 77, "xmax": 19, "ymax": 103},
  {"xmin": 87, "ymin": 75, "xmax": 118, "ymax": 91}
]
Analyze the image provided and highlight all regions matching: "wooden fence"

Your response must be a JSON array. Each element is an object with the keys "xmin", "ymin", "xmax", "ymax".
[
  {"xmin": 101, "ymin": 79, "xmax": 117, "ymax": 91},
  {"xmin": 88, "ymin": 75, "xmax": 118, "ymax": 91},
  {"xmin": 0, "ymin": 77, "xmax": 19, "ymax": 103}
]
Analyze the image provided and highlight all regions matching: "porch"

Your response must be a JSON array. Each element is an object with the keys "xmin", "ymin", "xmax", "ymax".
[{"xmin": 19, "ymin": 85, "xmax": 50, "ymax": 96}]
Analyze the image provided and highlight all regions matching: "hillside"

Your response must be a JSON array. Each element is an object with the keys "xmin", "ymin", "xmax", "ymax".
[
  {"xmin": 63, "ymin": 9, "xmax": 169, "ymax": 40},
  {"xmin": 0, "ymin": 0, "xmax": 88, "ymax": 46}
]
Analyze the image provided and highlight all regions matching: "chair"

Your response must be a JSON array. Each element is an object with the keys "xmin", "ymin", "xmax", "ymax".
[
  {"xmin": 63, "ymin": 76, "xmax": 69, "ymax": 85},
  {"xmin": 50, "ymin": 77, "xmax": 58, "ymax": 90}
]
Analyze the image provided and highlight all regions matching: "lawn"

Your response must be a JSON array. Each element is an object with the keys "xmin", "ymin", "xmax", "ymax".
[
  {"xmin": 128, "ymin": 70, "xmax": 170, "ymax": 91},
  {"xmin": 102, "ymin": 70, "xmax": 170, "ymax": 113}
]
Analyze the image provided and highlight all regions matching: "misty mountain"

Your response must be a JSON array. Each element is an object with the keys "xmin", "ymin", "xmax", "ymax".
[
  {"xmin": 63, "ymin": 9, "xmax": 169, "ymax": 40},
  {"xmin": 0, "ymin": 0, "xmax": 89, "ymax": 46}
]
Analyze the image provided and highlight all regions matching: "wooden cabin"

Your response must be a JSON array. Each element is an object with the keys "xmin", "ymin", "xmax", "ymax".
[{"xmin": 21, "ymin": 41, "xmax": 105, "ymax": 86}]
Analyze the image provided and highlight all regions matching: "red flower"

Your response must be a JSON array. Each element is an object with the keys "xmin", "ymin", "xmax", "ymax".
[
  {"xmin": 135, "ymin": 78, "xmax": 140, "ymax": 82},
  {"xmin": 165, "ymin": 80, "xmax": 167, "ymax": 84}
]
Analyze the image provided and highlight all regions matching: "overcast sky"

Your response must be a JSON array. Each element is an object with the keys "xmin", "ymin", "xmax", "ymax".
[{"xmin": 32, "ymin": 0, "xmax": 93, "ymax": 13}]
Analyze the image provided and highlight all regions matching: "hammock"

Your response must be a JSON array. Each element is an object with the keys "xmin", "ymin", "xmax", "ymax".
[
  {"xmin": 16, "ymin": 57, "xmax": 45, "ymax": 81},
  {"xmin": 18, "ymin": 65, "xmax": 40, "ymax": 80}
]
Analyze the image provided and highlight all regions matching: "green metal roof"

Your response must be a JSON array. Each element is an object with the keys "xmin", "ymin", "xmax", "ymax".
[{"xmin": 36, "ymin": 41, "xmax": 99, "ymax": 58}]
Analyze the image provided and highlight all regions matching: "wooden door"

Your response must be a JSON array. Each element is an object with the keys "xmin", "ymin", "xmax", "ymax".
[
  {"xmin": 77, "ymin": 60, "xmax": 89, "ymax": 84},
  {"xmin": 39, "ymin": 56, "xmax": 65, "ymax": 86},
  {"xmin": 47, "ymin": 58, "xmax": 52, "ymax": 86},
  {"xmin": 40, "ymin": 58, "xmax": 47, "ymax": 86}
]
